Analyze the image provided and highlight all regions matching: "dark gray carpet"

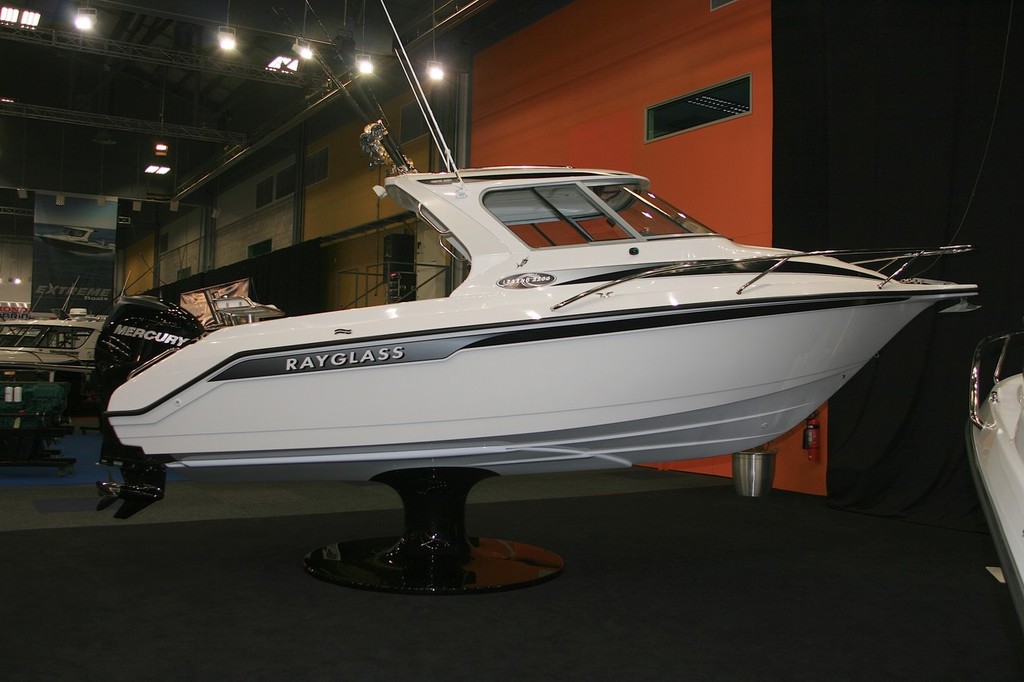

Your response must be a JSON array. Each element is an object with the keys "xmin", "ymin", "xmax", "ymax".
[{"xmin": 2, "ymin": 485, "xmax": 1022, "ymax": 681}]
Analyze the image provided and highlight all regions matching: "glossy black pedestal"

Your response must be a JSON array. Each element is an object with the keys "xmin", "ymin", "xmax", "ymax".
[{"xmin": 304, "ymin": 467, "xmax": 563, "ymax": 593}]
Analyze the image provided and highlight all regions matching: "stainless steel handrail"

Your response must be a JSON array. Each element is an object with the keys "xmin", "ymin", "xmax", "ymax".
[
  {"xmin": 969, "ymin": 331, "xmax": 1023, "ymax": 429},
  {"xmin": 551, "ymin": 244, "xmax": 972, "ymax": 312}
]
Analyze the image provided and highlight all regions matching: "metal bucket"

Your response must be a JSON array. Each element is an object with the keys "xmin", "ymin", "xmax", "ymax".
[{"xmin": 732, "ymin": 449, "xmax": 777, "ymax": 497}]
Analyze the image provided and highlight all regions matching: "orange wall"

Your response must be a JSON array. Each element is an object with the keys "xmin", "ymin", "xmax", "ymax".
[
  {"xmin": 471, "ymin": 0, "xmax": 774, "ymax": 246},
  {"xmin": 471, "ymin": 0, "xmax": 827, "ymax": 494}
]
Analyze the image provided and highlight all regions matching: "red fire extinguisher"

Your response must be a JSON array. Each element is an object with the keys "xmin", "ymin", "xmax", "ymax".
[{"xmin": 803, "ymin": 414, "xmax": 821, "ymax": 462}]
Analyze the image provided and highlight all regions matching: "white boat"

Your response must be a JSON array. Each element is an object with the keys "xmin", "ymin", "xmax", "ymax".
[
  {"xmin": 0, "ymin": 310, "xmax": 106, "ymax": 408},
  {"xmin": 92, "ymin": 166, "xmax": 976, "ymax": 590},
  {"xmin": 37, "ymin": 226, "xmax": 115, "ymax": 256},
  {"xmin": 968, "ymin": 330, "xmax": 1024, "ymax": 634},
  {"xmin": 90, "ymin": 8, "xmax": 979, "ymax": 590},
  {"xmin": 96, "ymin": 167, "xmax": 977, "ymax": 484}
]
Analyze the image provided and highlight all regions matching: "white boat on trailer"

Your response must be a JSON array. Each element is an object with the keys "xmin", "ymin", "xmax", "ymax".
[{"xmin": 968, "ymin": 330, "xmax": 1024, "ymax": 634}]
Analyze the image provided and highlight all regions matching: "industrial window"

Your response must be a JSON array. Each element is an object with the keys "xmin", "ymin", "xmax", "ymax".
[
  {"xmin": 275, "ymin": 166, "xmax": 295, "ymax": 198},
  {"xmin": 305, "ymin": 147, "xmax": 328, "ymax": 186},
  {"xmin": 645, "ymin": 75, "xmax": 752, "ymax": 142},
  {"xmin": 256, "ymin": 176, "xmax": 274, "ymax": 208},
  {"xmin": 248, "ymin": 239, "xmax": 272, "ymax": 258}
]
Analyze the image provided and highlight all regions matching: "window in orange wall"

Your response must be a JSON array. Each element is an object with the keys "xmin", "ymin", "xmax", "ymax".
[{"xmin": 645, "ymin": 74, "xmax": 752, "ymax": 142}]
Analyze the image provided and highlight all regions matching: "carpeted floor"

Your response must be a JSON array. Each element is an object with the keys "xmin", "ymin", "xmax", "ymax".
[{"xmin": 2, "ymin": 479, "xmax": 1023, "ymax": 681}]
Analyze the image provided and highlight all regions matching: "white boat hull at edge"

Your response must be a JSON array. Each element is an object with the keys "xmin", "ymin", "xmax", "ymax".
[{"xmin": 968, "ymin": 341, "xmax": 1024, "ymax": 634}]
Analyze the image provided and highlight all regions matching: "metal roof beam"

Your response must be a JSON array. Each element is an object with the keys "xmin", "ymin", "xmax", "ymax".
[
  {"xmin": 0, "ymin": 24, "xmax": 328, "ymax": 89},
  {"xmin": 0, "ymin": 101, "xmax": 247, "ymax": 145}
]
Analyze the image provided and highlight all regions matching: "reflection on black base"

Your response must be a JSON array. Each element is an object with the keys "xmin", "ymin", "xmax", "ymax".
[{"xmin": 303, "ymin": 467, "xmax": 564, "ymax": 593}]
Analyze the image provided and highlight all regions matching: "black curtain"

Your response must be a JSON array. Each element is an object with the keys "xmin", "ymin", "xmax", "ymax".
[{"xmin": 772, "ymin": 0, "xmax": 1023, "ymax": 528}]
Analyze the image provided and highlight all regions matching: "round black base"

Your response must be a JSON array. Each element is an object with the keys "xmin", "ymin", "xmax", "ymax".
[
  {"xmin": 304, "ymin": 536, "xmax": 563, "ymax": 594},
  {"xmin": 303, "ymin": 467, "xmax": 564, "ymax": 593}
]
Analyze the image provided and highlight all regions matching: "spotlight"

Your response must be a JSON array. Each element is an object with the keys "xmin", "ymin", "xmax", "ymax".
[
  {"xmin": 55, "ymin": 194, "xmax": 65, "ymax": 206},
  {"xmin": 75, "ymin": 7, "xmax": 96, "ymax": 31},
  {"xmin": 218, "ymin": 26, "xmax": 236, "ymax": 50},
  {"xmin": 427, "ymin": 60, "xmax": 444, "ymax": 81},
  {"xmin": 20, "ymin": 10, "xmax": 40, "ymax": 27},
  {"xmin": 355, "ymin": 54, "xmax": 373, "ymax": 74},
  {"xmin": 154, "ymin": 142, "xmax": 169, "ymax": 156},
  {"xmin": 292, "ymin": 38, "xmax": 313, "ymax": 60}
]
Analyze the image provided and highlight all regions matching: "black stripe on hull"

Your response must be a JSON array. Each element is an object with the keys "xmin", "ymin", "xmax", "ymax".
[{"xmin": 106, "ymin": 289, "xmax": 965, "ymax": 418}]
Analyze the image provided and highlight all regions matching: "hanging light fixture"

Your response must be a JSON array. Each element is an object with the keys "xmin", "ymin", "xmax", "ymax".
[
  {"xmin": 218, "ymin": 26, "xmax": 236, "ymax": 50},
  {"xmin": 218, "ymin": 0, "xmax": 235, "ymax": 50},
  {"xmin": 292, "ymin": 38, "xmax": 313, "ymax": 60},
  {"xmin": 74, "ymin": 6, "xmax": 96, "ymax": 31},
  {"xmin": 427, "ymin": 60, "xmax": 444, "ymax": 81},
  {"xmin": 355, "ymin": 53, "xmax": 373, "ymax": 74}
]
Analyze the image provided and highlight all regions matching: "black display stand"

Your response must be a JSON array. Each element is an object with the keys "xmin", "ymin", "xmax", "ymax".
[{"xmin": 304, "ymin": 467, "xmax": 564, "ymax": 594}]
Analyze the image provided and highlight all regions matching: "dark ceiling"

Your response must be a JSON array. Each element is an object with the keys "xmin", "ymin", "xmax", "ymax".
[{"xmin": 0, "ymin": 0, "xmax": 569, "ymax": 209}]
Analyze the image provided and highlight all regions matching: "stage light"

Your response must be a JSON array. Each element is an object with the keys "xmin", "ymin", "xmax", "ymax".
[
  {"xmin": 75, "ymin": 7, "xmax": 96, "ymax": 31},
  {"xmin": 218, "ymin": 26, "xmax": 236, "ymax": 50},
  {"xmin": 292, "ymin": 38, "xmax": 313, "ymax": 60}
]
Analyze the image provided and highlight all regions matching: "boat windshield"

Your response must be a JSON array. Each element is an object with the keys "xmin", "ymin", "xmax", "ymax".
[
  {"xmin": 483, "ymin": 182, "xmax": 716, "ymax": 248},
  {"xmin": 0, "ymin": 324, "xmax": 95, "ymax": 349}
]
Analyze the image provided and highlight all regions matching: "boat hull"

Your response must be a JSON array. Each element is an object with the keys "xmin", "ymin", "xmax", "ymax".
[
  {"xmin": 108, "ymin": 292, "xmax": 945, "ymax": 481},
  {"xmin": 968, "ymin": 368, "xmax": 1024, "ymax": 634}
]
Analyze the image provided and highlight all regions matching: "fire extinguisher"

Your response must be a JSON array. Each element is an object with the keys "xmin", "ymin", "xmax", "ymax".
[{"xmin": 803, "ymin": 414, "xmax": 821, "ymax": 462}]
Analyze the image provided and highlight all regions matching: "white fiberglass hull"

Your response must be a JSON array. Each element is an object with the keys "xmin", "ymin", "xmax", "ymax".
[
  {"xmin": 107, "ymin": 289, "xmax": 953, "ymax": 481},
  {"xmin": 968, "ymin": 344, "xmax": 1024, "ymax": 633}
]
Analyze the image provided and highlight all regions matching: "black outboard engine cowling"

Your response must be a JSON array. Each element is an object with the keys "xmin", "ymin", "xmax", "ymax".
[
  {"xmin": 93, "ymin": 295, "xmax": 205, "ymax": 518},
  {"xmin": 94, "ymin": 295, "xmax": 205, "ymax": 400}
]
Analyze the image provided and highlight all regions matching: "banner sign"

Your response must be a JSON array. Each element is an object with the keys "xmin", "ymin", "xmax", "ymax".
[{"xmin": 33, "ymin": 195, "xmax": 117, "ymax": 314}]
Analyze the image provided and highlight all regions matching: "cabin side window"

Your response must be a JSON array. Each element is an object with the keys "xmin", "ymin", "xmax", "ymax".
[{"xmin": 483, "ymin": 185, "xmax": 634, "ymax": 248}]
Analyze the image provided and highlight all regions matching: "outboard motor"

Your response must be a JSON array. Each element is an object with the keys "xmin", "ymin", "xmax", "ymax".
[{"xmin": 93, "ymin": 295, "xmax": 205, "ymax": 517}]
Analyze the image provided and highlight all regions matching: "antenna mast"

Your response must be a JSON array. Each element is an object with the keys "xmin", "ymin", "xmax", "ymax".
[{"xmin": 379, "ymin": 0, "xmax": 460, "ymax": 176}]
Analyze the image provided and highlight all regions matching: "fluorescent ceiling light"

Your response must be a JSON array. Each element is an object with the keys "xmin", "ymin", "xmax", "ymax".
[
  {"xmin": 144, "ymin": 165, "xmax": 171, "ymax": 175},
  {"xmin": 267, "ymin": 56, "xmax": 298, "ymax": 72}
]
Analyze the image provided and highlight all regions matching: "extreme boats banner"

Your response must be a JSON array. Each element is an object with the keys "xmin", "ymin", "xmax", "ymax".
[{"xmin": 33, "ymin": 195, "xmax": 117, "ymax": 314}]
